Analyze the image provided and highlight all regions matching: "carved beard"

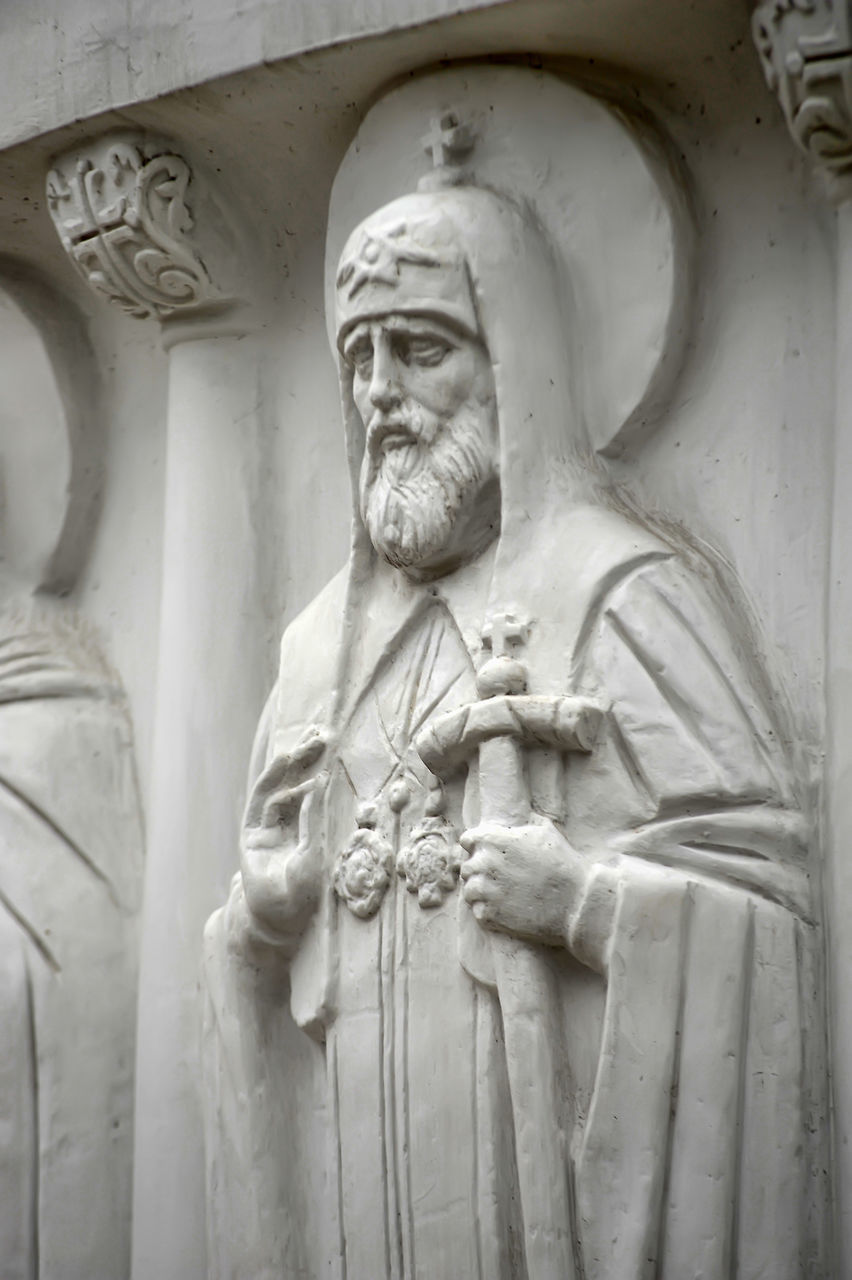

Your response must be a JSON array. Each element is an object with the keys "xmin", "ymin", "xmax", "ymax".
[{"xmin": 359, "ymin": 399, "xmax": 496, "ymax": 570}]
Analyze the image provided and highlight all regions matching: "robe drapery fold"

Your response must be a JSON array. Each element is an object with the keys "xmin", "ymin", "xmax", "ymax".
[
  {"xmin": 576, "ymin": 868, "xmax": 806, "ymax": 1280},
  {"xmin": 203, "ymin": 176, "xmax": 825, "ymax": 1276},
  {"xmin": 0, "ymin": 609, "xmax": 144, "ymax": 1280},
  {"xmin": 203, "ymin": 506, "xmax": 826, "ymax": 1279}
]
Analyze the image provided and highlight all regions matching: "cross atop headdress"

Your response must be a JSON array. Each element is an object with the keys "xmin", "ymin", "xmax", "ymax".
[
  {"xmin": 420, "ymin": 112, "xmax": 476, "ymax": 184},
  {"xmin": 481, "ymin": 611, "xmax": 530, "ymax": 659}
]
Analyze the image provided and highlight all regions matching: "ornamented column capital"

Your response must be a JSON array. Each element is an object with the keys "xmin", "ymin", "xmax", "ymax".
[
  {"xmin": 46, "ymin": 131, "xmax": 243, "ymax": 325},
  {"xmin": 752, "ymin": 0, "xmax": 852, "ymax": 199}
]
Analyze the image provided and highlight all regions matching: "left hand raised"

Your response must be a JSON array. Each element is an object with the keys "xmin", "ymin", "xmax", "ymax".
[{"xmin": 459, "ymin": 817, "xmax": 590, "ymax": 947}]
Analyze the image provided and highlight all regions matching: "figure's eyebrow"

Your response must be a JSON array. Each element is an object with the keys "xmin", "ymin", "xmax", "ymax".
[
  {"xmin": 382, "ymin": 315, "xmax": 459, "ymax": 341},
  {"xmin": 342, "ymin": 326, "xmax": 372, "ymax": 358}
]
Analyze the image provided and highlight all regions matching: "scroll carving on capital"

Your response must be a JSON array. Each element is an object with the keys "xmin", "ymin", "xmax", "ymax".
[
  {"xmin": 46, "ymin": 133, "xmax": 230, "ymax": 319},
  {"xmin": 752, "ymin": 0, "xmax": 852, "ymax": 194}
]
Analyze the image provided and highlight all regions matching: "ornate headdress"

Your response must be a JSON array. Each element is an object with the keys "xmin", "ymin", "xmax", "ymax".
[{"xmin": 334, "ymin": 113, "xmax": 482, "ymax": 346}]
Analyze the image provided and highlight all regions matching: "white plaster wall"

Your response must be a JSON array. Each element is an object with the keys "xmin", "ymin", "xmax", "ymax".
[
  {"xmin": 0, "ymin": 0, "xmax": 511, "ymax": 152},
  {"xmin": 617, "ymin": 115, "xmax": 834, "ymax": 754},
  {"xmin": 69, "ymin": 318, "xmax": 168, "ymax": 810}
]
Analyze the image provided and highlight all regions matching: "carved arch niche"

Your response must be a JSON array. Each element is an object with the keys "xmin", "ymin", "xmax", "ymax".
[{"xmin": 0, "ymin": 264, "xmax": 102, "ymax": 596}]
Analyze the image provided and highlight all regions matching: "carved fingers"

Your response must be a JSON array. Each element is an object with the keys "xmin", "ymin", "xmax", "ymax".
[
  {"xmin": 244, "ymin": 763, "xmax": 303, "ymax": 830},
  {"xmin": 459, "ymin": 817, "xmax": 588, "ymax": 948},
  {"xmin": 243, "ymin": 724, "xmax": 330, "ymax": 830},
  {"xmin": 241, "ymin": 770, "xmax": 329, "ymax": 941}
]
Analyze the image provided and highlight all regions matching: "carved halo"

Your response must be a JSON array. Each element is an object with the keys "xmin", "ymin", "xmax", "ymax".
[
  {"xmin": 0, "ymin": 265, "xmax": 101, "ymax": 593},
  {"xmin": 325, "ymin": 66, "xmax": 693, "ymax": 458}
]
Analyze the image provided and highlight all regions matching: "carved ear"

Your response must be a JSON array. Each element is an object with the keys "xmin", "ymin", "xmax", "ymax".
[{"xmin": 0, "ymin": 260, "xmax": 102, "ymax": 594}]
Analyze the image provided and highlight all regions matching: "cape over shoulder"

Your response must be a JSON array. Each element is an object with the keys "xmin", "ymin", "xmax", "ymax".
[
  {"xmin": 269, "ymin": 505, "xmax": 672, "ymax": 758},
  {"xmin": 271, "ymin": 565, "xmax": 349, "ymax": 758},
  {"xmin": 496, "ymin": 500, "xmax": 673, "ymax": 694}
]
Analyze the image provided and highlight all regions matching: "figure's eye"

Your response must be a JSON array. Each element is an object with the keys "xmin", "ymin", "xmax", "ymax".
[
  {"xmin": 396, "ymin": 334, "xmax": 453, "ymax": 367},
  {"xmin": 347, "ymin": 338, "xmax": 373, "ymax": 379}
]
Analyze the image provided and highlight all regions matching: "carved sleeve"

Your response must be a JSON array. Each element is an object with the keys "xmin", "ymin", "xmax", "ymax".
[{"xmin": 566, "ymin": 555, "xmax": 809, "ymax": 974}]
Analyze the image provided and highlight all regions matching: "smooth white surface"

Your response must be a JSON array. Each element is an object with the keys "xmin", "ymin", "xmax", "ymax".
[
  {"xmin": 0, "ymin": 268, "xmax": 104, "ymax": 593},
  {"xmin": 0, "ymin": 0, "xmax": 749, "ymax": 154},
  {"xmin": 131, "ymin": 333, "xmax": 275, "ymax": 1280},
  {"xmin": 0, "ymin": 291, "xmax": 70, "ymax": 583},
  {"xmin": 0, "ymin": 592, "xmax": 144, "ymax": 1279},
  {"xmin": 0, "ymin": 0, "xmax": 510, "ymax": 154},
  {"xmin": 826, "ymin": 199, "xmax": 852, "ymax": 1274}
]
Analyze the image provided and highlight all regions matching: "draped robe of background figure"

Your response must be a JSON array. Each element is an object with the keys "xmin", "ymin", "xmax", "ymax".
[
  {"xmin": 0, "ymin": 591, "xmax": 143, "ymax": 1280},
  {"xmin": 203, "ymin": 186, "xmax": 827, "ymax": 1279}
]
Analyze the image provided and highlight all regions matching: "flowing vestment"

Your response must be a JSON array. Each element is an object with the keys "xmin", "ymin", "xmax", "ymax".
[
  {"xmin": 203, "ymin": 504, "xmax": 826, "ymax": 1280},
  {"xmin": 0, "ymin": 610, "xmax": 143, "ymax": 1280}
]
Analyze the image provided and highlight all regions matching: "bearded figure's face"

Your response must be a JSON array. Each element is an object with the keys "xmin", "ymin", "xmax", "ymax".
[{"xmin": 343, "ymin": 313, "xmax": 499, "ymax": 577}]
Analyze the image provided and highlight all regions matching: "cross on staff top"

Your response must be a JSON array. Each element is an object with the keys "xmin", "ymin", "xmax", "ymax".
[
  {"xmin": 482, "ymin": 611, "xmax": 529, "ymax": 659},
  {"xmin": 422, "ymin": 111, "xmax": 476, "ymax": 170}
]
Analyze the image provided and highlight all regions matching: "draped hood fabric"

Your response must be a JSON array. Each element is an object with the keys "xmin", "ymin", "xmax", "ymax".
[
  {"xmin": 331, "ymin": 185, "xmax": 595, "ymax": 708},
  {"xmin": 203, "ymin": 183, "xmax": 827, "ymax": 1278},
  {"xmin": 0, "ymin": 603, "xmax": 144, "ymax": 1280}
]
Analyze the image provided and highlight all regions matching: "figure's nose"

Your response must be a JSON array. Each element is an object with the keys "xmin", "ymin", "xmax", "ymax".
[{"xmin": 368, "ymin": 335, "xmax": 401, "ymax": 412}]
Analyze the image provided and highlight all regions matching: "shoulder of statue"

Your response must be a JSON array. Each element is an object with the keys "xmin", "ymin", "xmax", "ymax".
[
  {"xmin": 546, "ymin": 502, "xmax": 674, "ymax": 596},
  {"xmin": 269, "ymin": 566, "xmax": 351, "ymax": 758},
  {"xmin": 278, "ymin": 565, "xmax": 349, "ymax": 662},
  {"xmin": 586, "ymin": 540, "xmax": 775, "ymax": 719},
  {"xmin": 0, "ymin": 591, "xmax": 121, "ymax": 704}
]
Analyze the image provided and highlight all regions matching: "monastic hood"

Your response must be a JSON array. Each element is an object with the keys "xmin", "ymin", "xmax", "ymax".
[
  {"xmin": 329, "ymin": 182, "xmax": 624, "ymax": 706},
  {"xmin": 334, "ymin": 184, "xmax": 585, "ymax": 553}
]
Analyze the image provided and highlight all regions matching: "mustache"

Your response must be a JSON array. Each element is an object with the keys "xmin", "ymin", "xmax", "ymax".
[{"xmin": 365, "ymin": 412, "xmax": 423, "ymax": 457}]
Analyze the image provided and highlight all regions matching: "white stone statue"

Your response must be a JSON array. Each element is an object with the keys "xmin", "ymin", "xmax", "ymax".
[
  {"xmin": 0, "ymin": 585, "xmax": 144, "ymax": 1280},
  {"xmin": 203, "ymin": 83, "xmax": 827, "ymax": 1280},
  {"xmin": 0, "ymin": 275, "xmax": 144, "ymax": 1280}
]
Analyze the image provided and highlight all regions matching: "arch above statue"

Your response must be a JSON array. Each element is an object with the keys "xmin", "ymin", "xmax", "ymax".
[{"xmin": 0, "ymin": 264, "xmax": 102, "ymax": 594}]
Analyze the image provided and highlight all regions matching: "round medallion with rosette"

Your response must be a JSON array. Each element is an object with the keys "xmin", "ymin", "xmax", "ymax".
[
  {"xmin": 397, "ymin": 816, "xmax": 462, "ymax": 909},
  {"xmin": 333, "ymin": 826, "xmax": 394, "ymax": 919}
]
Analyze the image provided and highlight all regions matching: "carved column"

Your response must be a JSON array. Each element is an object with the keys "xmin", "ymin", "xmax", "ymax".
[
  {"xmin": 753, "ymin": 2, "xmax": 852, "ymax": 1269},
  {"xmin": 47, "ymin": 133, "xmax": 271, "ymax": 1280}
]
